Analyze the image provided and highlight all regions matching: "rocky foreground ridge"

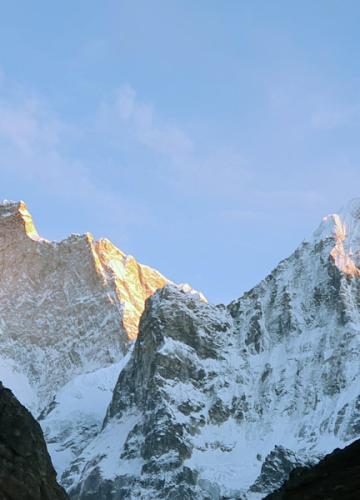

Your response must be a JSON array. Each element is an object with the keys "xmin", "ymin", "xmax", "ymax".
[
  {"xmin": 266, "ymin": 437, "xmax": 360, "ymax": 499},
  {"xmin": 1, "ymin": 199, "xmax": 360, "ymax": 498},
  {"xmin": 0, "ymin": 382, "xmax": 68, "ymax": 500}
]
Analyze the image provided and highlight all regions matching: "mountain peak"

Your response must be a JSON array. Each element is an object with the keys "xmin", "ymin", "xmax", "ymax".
[
  {"xmin": 0, "ymin": 199, "xmax": 175, "ymax": 402},
  {"xmin": 0, "ymin": 200, "xmax": 41, "ymax": 241},
  {"xmin": 311, "ymin": 198, "xmax": 360, "ymax": 277}
]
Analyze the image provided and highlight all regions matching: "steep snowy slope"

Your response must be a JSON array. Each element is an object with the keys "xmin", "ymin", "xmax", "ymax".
[
  {"xmin": 0, "ymin": 201, "xmax": 171, "ymax": 489},
  {"xmin": 70, "ymin": 199, "xmax": 360, "ymax": 499}
]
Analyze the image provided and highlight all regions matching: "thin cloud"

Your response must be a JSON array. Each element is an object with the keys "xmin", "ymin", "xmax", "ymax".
[
  {"xmin": 99, "ymin": 84, "xmax": 193, "ymax": 161},
  {"xmin": 98, "ymin": 84, "xmax": 251, "ymax": 198},
  {"xmin": 0, "ymin": 77, "xmax": 145, "ymax": 227}
]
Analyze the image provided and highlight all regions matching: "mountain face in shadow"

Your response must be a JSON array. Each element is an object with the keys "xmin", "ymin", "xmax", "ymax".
[
  {"xmin": 0, "ymin": 382, "xmax": 68, "ymax": 500},
  {"xmin": 266, "ymin": 438, "xmax": 360, "ymax": 499}
]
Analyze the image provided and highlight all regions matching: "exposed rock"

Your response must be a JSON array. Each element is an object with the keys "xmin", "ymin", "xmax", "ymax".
[
  {"xmin": 0, "ymin": 200, "xmax": 170, "ymax": 489},
  {"xmin": 0, "ymin": 201, "xmax": 168, "ymax": 404},
  {"xmin": 250, "ymin": 445, "xmax": 316, "ymax": 494},
  {"xmin": 68, "ymin": 285, "xmax": 231, "ymax": 499},
  {"xmin": 0, "ymin": 381, "xmax": 68, "ymax": 500},
  {"xmin": 265, "ymin": 438, "xmax": 360, "ymax": 499},
  {"xmin": 69, "ymin": 199, "xmax": 360, "ymax": 499}
]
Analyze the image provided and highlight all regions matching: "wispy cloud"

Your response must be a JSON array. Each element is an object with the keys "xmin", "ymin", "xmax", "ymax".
[
  {"xmin": 0, "ymin": 76, "xmax": 146, "ymax": 229},
  {"xmin": 114, "ymin": 85, "xmax": 193, "ymax": 160},
  {"xmin": 97, "ymin": 84, "xmax": 252, "ymax": 198},
  {"xmin": 0, "ymin": 95, "xmax": 59, "ymax": 154}
]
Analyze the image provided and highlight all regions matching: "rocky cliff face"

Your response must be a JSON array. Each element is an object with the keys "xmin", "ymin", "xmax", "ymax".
[
  {"xmin": 0, "ymin": 200, "xmax": 171, "ymax": 491},
  {"xmin": 68, "ymin": 200, "xmax": 360, "ymax": 499},
  {"xmin": 0, "ymin": 201, "xmax": 168, "ymax": 405},
  {"xmin": 67, "ymin": 286, "xmax": 232, "ymax": 498},
  {"xmin": 0, "ymin": 381, "xmax": 68, "ymax": 500}
]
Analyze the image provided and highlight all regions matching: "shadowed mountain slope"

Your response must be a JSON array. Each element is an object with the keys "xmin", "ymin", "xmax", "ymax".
[
  {"xmin": 266, "ymin": 438, "xmax": 360, "ymax": 499},
  {"xmin": 0, "ymin": 382, "xmax": 69, "ymax": 500}
]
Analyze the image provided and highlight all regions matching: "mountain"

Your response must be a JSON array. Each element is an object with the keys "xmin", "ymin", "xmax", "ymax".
[
  {"xmin": 0, "ymin": 381, "xmax": 68, "ymax": 500},
  {"xmin": 0, "ymin": 200, "xmax": 169, "ymax": 402},
  {"xmin": 1, "ymin": 199, "xmax": 360, "ymax": 498},
  {"xmin": 265, "ymin": 437, "xmax": 360, "ymax": 499},
  {"xmin": 67, "ymin": 199, "xmax": 360, "ymax": 499},
  {"xmin": 0, "ymin": 200, "xmax": 174, "ymax": 489}
]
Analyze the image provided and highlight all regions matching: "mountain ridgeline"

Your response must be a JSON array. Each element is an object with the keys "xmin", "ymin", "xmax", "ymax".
[{"xmin": 1, "ymin": 199, "xmax": 360, "ymax": 499}]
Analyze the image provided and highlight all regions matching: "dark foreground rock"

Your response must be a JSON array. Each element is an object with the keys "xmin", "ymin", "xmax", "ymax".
[
  {"xmin": 266, "ymin": 438, "xmax": 360, "ymax": 499},
  {"xmin": 250, "ymin": 445, "xmax": 316, "ymax": 494},
  {"xmin": 0, "ymin": 382, "xmax": 68, "ymax": 500}
]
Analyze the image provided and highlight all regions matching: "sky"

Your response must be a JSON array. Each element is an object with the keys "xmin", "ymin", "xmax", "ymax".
[{"xmin": 1, "ymin": 1, "xmax": 360, "ymax": 303}]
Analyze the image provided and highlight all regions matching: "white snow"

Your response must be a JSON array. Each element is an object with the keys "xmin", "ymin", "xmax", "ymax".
[
  {"xmin": 41, "ymin": 350, "xmax": 133, "ymax": 479},
  {"xmin": 0, "ymin": 356, "xmax": 38, "ymax": 412}
]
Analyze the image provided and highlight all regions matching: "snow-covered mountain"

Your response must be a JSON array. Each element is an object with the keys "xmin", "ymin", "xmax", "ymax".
[
  {"xmin": 0, "ymin": 201, "xmax": 170, "ymax": 402},
  {"xmin": 0, "ymin": 200, "xmax": 171, "ymax": 489},
  {"xmin": 66, "ymin": 199, "xmax": 360, "ymax": 499},
  {"xmin": 1, "ymin": 199, "xmax": 360, "ymax": 499}
]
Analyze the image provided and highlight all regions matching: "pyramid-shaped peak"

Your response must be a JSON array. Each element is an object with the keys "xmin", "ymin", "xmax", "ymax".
[{"xmin": 312, "ymin": 198, "xmax": 360, "ymax": 243}]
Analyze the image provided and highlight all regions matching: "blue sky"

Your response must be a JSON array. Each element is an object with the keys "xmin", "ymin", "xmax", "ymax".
[{"xmin": 1, "ymin": 1, "xmax": 360, "ymax": 303}]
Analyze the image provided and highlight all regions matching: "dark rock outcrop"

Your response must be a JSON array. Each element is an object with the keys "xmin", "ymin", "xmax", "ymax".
[
  {"xmin": 266, "ymin": 438, "xmax": 360, "ymax": 499},
  {"xmin": 0, "ymin": 382, "xmax": 68, "ymax": 500},
  {"xmin": 250, "ymin": 445, "xmax": 316, "ymax": 494}
]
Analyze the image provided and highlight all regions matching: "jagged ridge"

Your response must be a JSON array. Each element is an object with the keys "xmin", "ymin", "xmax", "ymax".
[
  {"xmin": 0, "ymin": 200, "xmax": 171, "ymax": 491},
  {"xmin": 69, "ymin": 199, "xmax": 360, "ymax": 499}
]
